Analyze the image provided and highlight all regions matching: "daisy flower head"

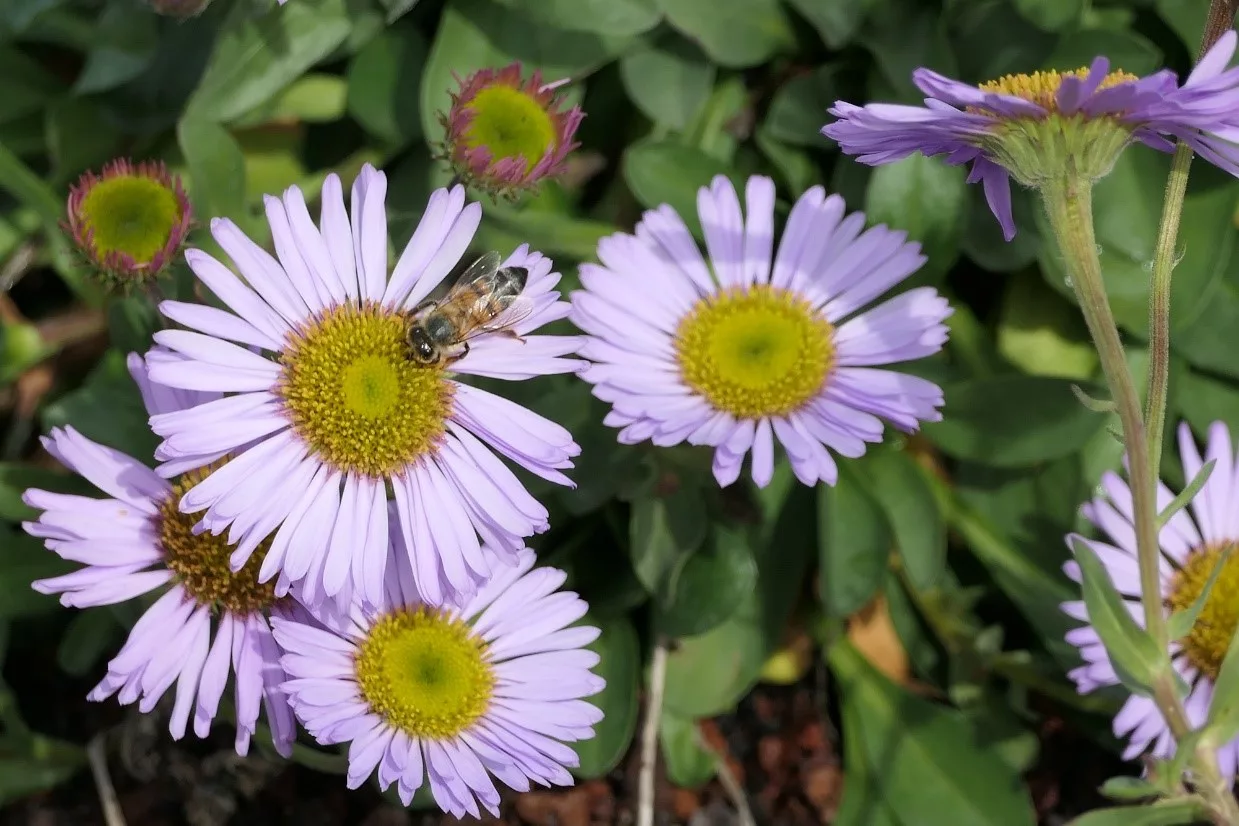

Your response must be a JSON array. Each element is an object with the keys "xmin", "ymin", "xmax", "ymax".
[
  {"xmin": 1063, "ymin": 421, "xmax": 1239, "ymax": 776},
  {"xmin": 22, "ymin": 353, "xmax": 294, "ymax": 757},
  {"xmin": 65, "ymin": 158, "xmax": 191, "ymax": 289},
  {"xmin": 144, "ymin": 163, "xmax": 581, "ymax": 611},
  {"xmin": 273, "ymin": 538, "xmax": 604, "ymax": 818},
  {"xmin": 823, "ymin": 31, "xmax": 1239, "ymax": 240},
  {"xmin": 570, "ymin": 174, "xmax": 950, "ymax": 489},
  {"xmin": 440, "ymin": 62, "xmax": 583, "ymax": 200}
]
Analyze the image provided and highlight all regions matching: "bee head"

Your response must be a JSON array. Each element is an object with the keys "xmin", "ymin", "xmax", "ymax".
[{"xmin": 406, "ymin": 325, "xmax": 440, "ymax": 365}]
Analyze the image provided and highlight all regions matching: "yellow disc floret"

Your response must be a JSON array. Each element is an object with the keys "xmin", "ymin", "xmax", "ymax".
[
  {"xmin": 354, "ymin": 607, "xmax": 494, "ymax": 739},
  {"xmin": 463, "ymin": 85, "xmax": 558, "ymax": 174},
  {"xmin": 674, "ymin": 284, "xmax": 834, "ymax": 419},
  {"xmin": 978, "ymin": 68, "xmax": 1139, "ymax": 112},
  {"xmin": 158, "ymin": 464, "xmax": 276, "ymax": 615},
  {"xmin": 1165, "ymin": 543, "xmax": 1239, "ymax": 680},
  {"xmin": 78, "ymin": 174, "xmax": 182, "ymax": 265},
  {"xmin": 278, "ymin": 303, "xmax": 454, "ymax": 477}
]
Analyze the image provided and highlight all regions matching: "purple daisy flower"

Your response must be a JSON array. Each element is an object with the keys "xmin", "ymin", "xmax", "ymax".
[
  {"xmin": 1063, "ymin": 421, "xmax": 1239, "ymax": 775},
  {"xmin": 824, "ymin": 30, "xmax": 1239, "ymax": 240},
  {"xmin": 570, "ymin": 174, "xmax": 950, "ymax": 488},
  {"xmin": 22, "ymin": 353, "xmax": 295, "ymax": 756},
  {"xmin": 144, "ymin": 164, "xmax": 581, "ymax": 610},
  {"xmin": 272, "ymin": 540, "xmax": 604, "ymax": 817}
]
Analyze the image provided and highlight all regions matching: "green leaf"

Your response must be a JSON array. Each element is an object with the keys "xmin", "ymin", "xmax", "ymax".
[
  {"xmin": 829, "ymin": 639, "xmax": 1037, "ymax": 826},
  {"xmin": 622, "ymin": 140, "xmax": 741, "ymax": 238},
  {"xmin": 42, "ymin": 350, "xmax": 157, "ymax": 461},
  {"xmin": 818, "ymin": 463, "xmax": 891, "ymax": 617},
  {"xmin": 860, "ymin": 0, "xmax": 957, "ymax": 101},
  {"xmin": 963, "ymin": 185, "xmax": 1042, "ymax": 273},
  {"xmin": 72, "ymin": 2, "xmax": 160, "ymax": 94},
  {"xmin": 1067, "ymin": 800, "xmax": 1209, "ymax": 826},
  {"xmin": 1014, "ymin": 0, "xmax": 1081, "ymax": 31},
  {"xmin": 854, "ymin": 447, "xmax": 945, "ymax": 590},
  {"xmin": 1166, "ymin": 544, "xmax": 1229, "ymax": 641},
  {"xmin": 659, "ymin": 711, "xmax": 716, "ymax": 787},
  {"xmin": 1098, "ymin": 776, "xmax": 1159, "ymax": 802},
  {"xmin": 618, "ymin": 35, "xmax": 715, "ymax": 130},
  {"xmin": 571, "ymin": 614, "xmax": 639, "ymax": 778},
  {"xmin": 925, "ymin": 375, "xmax": 1109, "ymax": 467},
  {"xmin": 346, "ymin": 23, "xmax": 426, "ymax": 146},
  {"xmin": 0, "ymin": 463, "xmax": 93, "ymax": 522},
  {"xmin": 482, "ymin": 204, "xmax": 620, "ymax": 262},
  {"xmin": 662, "ymin": 605, "xmax": 766, "ymax": 717},
  {"xmin": 0, "ymin": 140, "xmax": 79, "ymax": 288},
  {"xmin": 1155, "ymin": 0, "xmax": 1210, "ymax": 53},
  {"xmin": 1159, "ymin": 459, "xmax": 1215, "ymax": 530},
  {"xmin": 185, "ymin": 0, "xmax": 353, "ymax": 123},
  {"xmin": 763, "ymin": 66, "xmax": 841, "ymax": 148},
  {"xmin": 0, "ymin": 48, "xmax": 63, "ymax": 125},
  {"xmin": 997, "ymin": 271, "xmax": 1097, "ymax": 380},
  {"xmin": 784, "ymin": 0, "xmax": 877, "ymax": 48},
  {"xmin": 629, "ymin": 489, "xmax": 707, "ymax": 594},
  {"xmin": 658, "ymin": 0, "xmax": 794, "ymax": 68},
  {"xmin": 56, "ymin": 611, "xmax": 121, "ymax": 678},
  {"xmin": 654, "ymin": 525, "xmax": 757, "ymax": 638},
  {"xmin": 498, "ymin": 0, "xmax": 660, "ymax": 36},
  {"xmin": 0, "ymin": 740, "xmax": 85, "ymax": 806},
  {"xmin": 0, "ymin": 528, "xmax": 73, "ymax": 621},
  {"xmin": 177, "ymin": 117, "xmax": 247, "ymax": 226},
  {"xmin": 1179, "ymin": 370, "xmax": 1239, "ymax": 436},
  {"xmin": 419, "ymin": 0, "xmax": 633, "ymax": 142},
  {"xmin": 864, "ymin": 153, "xmax": 967, "ymax": 283},
  {"xmin": 1070, "ymin": 537, "xmax": 1162, "ymax": 696},
  {"xmin": 1045, "ymin": 28, "xmax": 1161, "ymax": 77},
  {"xmin": 45, "ymin": 97, "xmax": 125, "ymax": 183}
]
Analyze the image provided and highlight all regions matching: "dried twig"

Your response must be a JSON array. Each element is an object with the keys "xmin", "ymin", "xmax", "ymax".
[
  {"xmin": 695, "ymin": 727, "xmax": 757, "ymax": 826},
  {"xmin": 87, "ymin": 735, "xmax": 127, "ymax": 826},
  {"xmin": 637, "ymin": 638, "xmax": 669, "ymax": 826}
]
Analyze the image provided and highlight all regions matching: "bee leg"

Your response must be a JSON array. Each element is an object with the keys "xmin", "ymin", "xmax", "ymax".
[
  {"xmin": 497, "ymin": 330, "xmax": 526, "ymax": 343},
  {"xmin": 442, "ymin": 342, "xmax": 470, "ymax": 367}
]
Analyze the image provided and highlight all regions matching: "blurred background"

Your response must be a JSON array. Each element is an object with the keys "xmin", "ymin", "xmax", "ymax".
[{"xmin": 2, "ymin": 0, "xmax": 1238, "ymax": 823}]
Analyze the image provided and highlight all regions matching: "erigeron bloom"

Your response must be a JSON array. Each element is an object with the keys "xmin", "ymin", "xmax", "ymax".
[
  {"xmin": 570, "ymin": 174, "xmax": 949, "ymax": 488},
  {"xmin": 144, "ymin": 163, "xmax": 581, "ymax": 610},
  {"xmin": 1063, "ymin": 421, "xmax": 1239, "ymax": 776},
  {"xmin": 65, "ymin": 159, "xmax": 191, "ymax": 288},
  {"xmin": 273, "ymin": 541, "xmax": 604, "ymax": 817},
  {"xmin": 22, "ymin": 354, "xmax": 294, "ymax": 756},
  {"xmin": 440, "ymin": 62, "xmax": 583, "ymax": 199},
  {"xmin": 824, "ymin": 30, "xmax": 1239, "ymax": 240}
]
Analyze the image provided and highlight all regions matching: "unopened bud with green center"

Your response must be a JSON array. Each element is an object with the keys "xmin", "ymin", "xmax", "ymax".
[
  {"xmin": 438, "ymin": 62, "xmax": 583, "ymax": 200},
  {"xmin": 971, "ymin": 68, "xmax": 1139, "ymax": 188},
  {"xmin": 65, "ymin": 159, "xmax": 191, "ymax": 292}
]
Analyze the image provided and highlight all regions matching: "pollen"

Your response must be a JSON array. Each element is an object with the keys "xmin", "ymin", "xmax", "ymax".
[
  {"xmin": 978, "ymin": 68, "xmax": 1139, "ymax": 112},
  {"xmin": 674, "ymin": 284, "xmax": 834, "ymax": 419},
  {"xmin": 158, "ymin": 464, "xmax": 275, "ymax": 615},
  {"xmin": 354, "ymin": 607, "xmax": 494, "ymax": 740},
  {"xmin": 463, "ymin": 85, "xmax": 558, "ymax": 174},
  {"xmin": 1164, "ymin": 543, "xmax": 1239, "ymax": 680},
  {"xmin": 278, "ymin": 303, "xmax": 454, "ymax": 477}
]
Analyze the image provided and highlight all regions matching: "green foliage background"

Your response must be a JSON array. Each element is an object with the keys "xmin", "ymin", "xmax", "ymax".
[{"xmin": 0, "ymin": 0, "xmax": 1236, "ymax": 821}]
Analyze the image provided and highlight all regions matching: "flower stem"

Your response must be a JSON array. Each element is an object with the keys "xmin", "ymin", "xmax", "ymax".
[
  {"xmin": 1145, "ymin": 0, "xmax": 1237, "ymax": 487},
  {"xmin": 1043, "ymin": 176, "xmax": 1239, "ymax": 826}
]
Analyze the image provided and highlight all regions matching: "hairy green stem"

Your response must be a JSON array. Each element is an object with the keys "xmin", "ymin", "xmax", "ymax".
[
  {"xmin": 1044, "ymin": 177, "xmax": 1239, "ymax": 826},
  {"xmin": 1145, "ymin": 2, "xmax": 1237, "ymax": 486}
]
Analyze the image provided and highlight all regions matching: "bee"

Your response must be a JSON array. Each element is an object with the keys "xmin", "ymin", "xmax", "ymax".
[{"xmin": 405, "ymin": 251, "xmax": 534, "ymax": 366}]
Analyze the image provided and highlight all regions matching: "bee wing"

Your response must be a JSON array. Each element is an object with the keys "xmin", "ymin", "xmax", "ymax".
[
  {"xmin": 459, "ymin": 294, "xmax": 537, "ymax": 342},
  {"xmin": 447, "ymin": 250, "xmax": 503, "ymax": 294}
]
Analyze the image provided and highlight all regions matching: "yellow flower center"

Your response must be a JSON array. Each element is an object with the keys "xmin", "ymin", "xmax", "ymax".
[
  {"xmin": 158, "ymin": 465, "xmax": 276, "ymax": 615},
  {"xmin": 1165, "ymin": 543, "xmax": 1239, "ymax": 680},
  {"xmin": 464, "ymin": 85, "xmax": 557, "ymax": 173},
  {"xmin": 354, "ymin": 607, "xmax": 494, "ymax": 740},
  {"xmin": 674, "ymin": 285, "xmax": 834, "ymax": 419},
  {"xmin": 78, "ymin": 174, "xmax": 182, "ymax": 265},
  {"xmin": 978, "ymin": 68, "xmax": 1139, "ymax": 112},
  {"xmin": 278, "ymin": 303, "xmax": 454, "ymax": 477}
]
